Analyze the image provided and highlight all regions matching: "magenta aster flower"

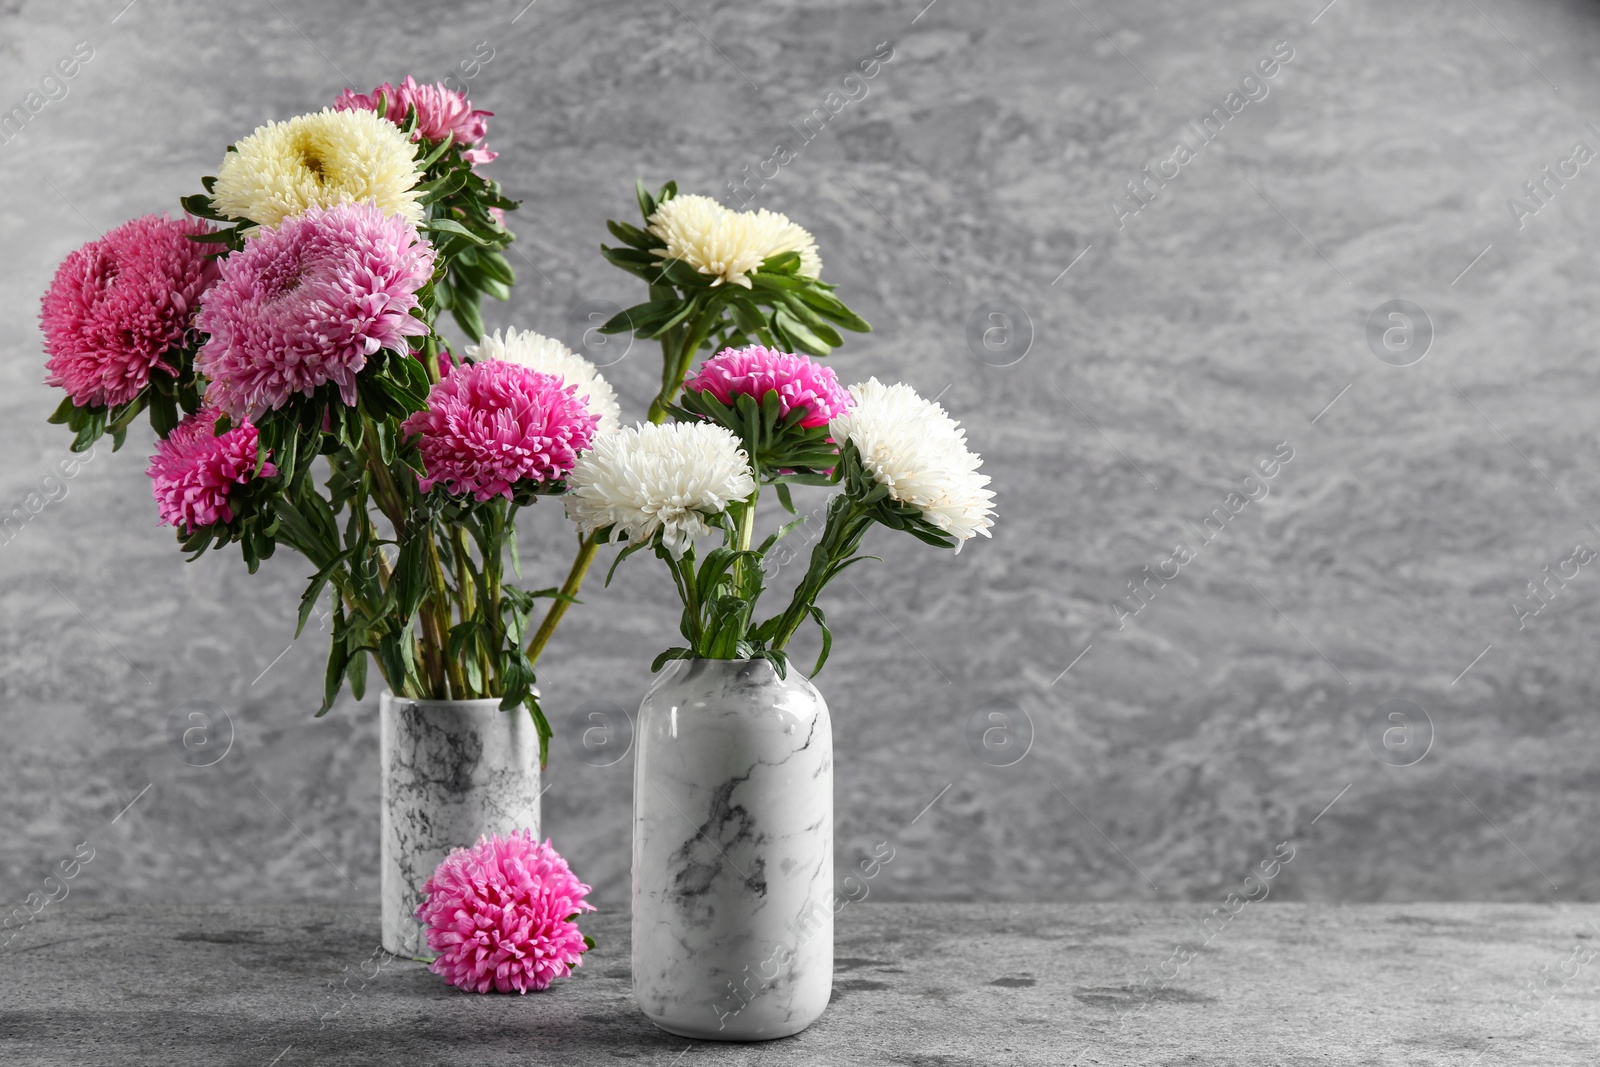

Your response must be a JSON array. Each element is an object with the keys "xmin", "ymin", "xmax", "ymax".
[
  {"xmin": 686, "ymin": 345, "xmax": 852, "ymax": 429},
  {"xmin": 335, "ymin": 76, "xmax": 496, "ymax": 165},
  {"xmin": 146, "ymin": 408, "xmax": 275, "ymax": 531},
  {"xmin": 401, "ymin": 360, "xmax": 598, "ymax": 502},
  {"xmin": 416, "ymin": 831, "xmax": 595, "ymax": 994},
  {"xmin": 41, "ymin": 214, "xmax": 220, "ymax": 409},
  {"xmin": 196, "ymin": 201, "xmax": 434, "ymax": 420}
]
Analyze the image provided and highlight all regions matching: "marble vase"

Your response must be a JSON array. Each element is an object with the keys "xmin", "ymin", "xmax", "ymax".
[
  {"xmin": 632, "ymin": 658, "xmax": 834, "ymax": 1040},
  {"xmin": 379, "ymin": 691, "xmax": 542, "ymax": 957}
]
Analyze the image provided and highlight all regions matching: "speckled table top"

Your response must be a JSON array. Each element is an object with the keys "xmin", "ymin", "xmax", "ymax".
[{"xmin": 2, "ymin": 902, "xmax": 1596, "ymax": 1065}]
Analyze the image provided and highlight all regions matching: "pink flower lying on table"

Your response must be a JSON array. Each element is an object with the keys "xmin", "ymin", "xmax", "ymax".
[{"xmin": 416, "ymin": 832, "xmax": 595, "ymax": 994}]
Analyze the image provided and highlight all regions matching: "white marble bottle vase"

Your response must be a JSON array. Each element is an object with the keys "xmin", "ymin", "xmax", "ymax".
[
  {"xmin": 379, "ymin": 691, "xmax": 542, "ymax": 956},
  {"xmin": 632, "ymin": 658, "xmax": 833, "ymax": 1040}
]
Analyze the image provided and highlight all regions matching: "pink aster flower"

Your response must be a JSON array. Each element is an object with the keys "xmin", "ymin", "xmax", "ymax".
[
  {"xmin": 146, "ymin": 408, "xmax": 275, "ymax": 531},
  {"xmin": 416, "ymin": 831, "xmax": 595, "ymax": 994},
  {"xmin": 196, "ymin": 201, "xmax": 434, "ymax": 420},
  {"xmin": 335, "ymin": 76, "xmax": 496, "ymax": 166},
  {"xmin": 685, "ymin": 345, "xmax": 852, "ymax": 429},
  {"xmin": 41, "ymin": 214, "xmax": 220, "ymax": 409},
  {"xmin": 401, "ymin": 360, "xmax": 598, "ymax": 502}
]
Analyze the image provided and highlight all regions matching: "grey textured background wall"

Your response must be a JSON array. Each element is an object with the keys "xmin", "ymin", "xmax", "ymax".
[{"xmin": 3, "ymin": 0, "xmax": 1598, "ymax": 910}]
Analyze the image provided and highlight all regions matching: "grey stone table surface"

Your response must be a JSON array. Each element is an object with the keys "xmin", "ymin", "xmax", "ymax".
[{"xmin": 2, "ymin": 903, "xmax": 1597, "ymax": 1066}]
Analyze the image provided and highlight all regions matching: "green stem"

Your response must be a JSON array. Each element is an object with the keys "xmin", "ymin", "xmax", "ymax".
[
  {"xmin": 731, "ymin": 485, "xmax": 760, "ymax": 595},
  {"xmin": 484, "ymin": 504, "xmax": 505, "ymax": 692},
  {"xmin": 524, "ymin": 531, "xmax": 600, "ymax": 666},
  {"xmin": 424, "ymin": 529, "xmax": 466, "ymax": 699},
  {"xmin": 735, "ymin": 487, "xmax": 759, "ymax": 553},
  {"xmin": 360, "ymin": 423, "xmax": 408, "ymax": 540},
  {"xmin": 648, "ymin": 307, "xmax": 719, "ymax": 423},
  {"xmin": 768, "ymin": 499, "xmax": 871, "ymax": 652},
  {"xmin": 449, "ymin": 524, "xmax": 494, "ymax": 695},
  {"xmin": 651, "ymin": 328, "xmax": 682, "ymax": 425}
]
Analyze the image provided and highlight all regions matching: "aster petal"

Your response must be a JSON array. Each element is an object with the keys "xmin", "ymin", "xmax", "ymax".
[
  {"xmin": 41, "ymin": 215, "xmax": 220, "ymax": 409},
  {"xmin": 195, "ymin": 202, "xmax": 434, "ymax": 421},
  {"xmin": 146, "ymin": 409, "xmax": 272, "ymax": 532},
  {"xmin": 211, "ymin": 107, "xmax": 423, "ymax": 227},
  {"xmin": 830, "ymin": 378, "xmax": 996, "ymax": 545},
  {"xmin": 416, "ymin": 831, "xmax": 594, "ymax": 995}
]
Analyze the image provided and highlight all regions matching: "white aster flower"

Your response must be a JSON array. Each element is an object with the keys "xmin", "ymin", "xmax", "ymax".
[
  {"xmin": 212, "ymin": 108, "xmax": 423, "ymax": 228},
  {"xmin": 565, "ymin": 421, "xmax": 755, "ymax": 556},
  {"xmin": 646, "ymin": 193, "xmax": 822, "ymax": 289},
  {"xmin": 468, "ymin": 327, "xmax": 623, "ymax": 435},
  {"xmin": 830, "ymin": 378, "xmax": 996, "ymax": 548}
]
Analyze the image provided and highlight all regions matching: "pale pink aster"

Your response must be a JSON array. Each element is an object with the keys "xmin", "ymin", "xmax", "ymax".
[
  {"xmin": 146, "ymin": 408, "xmax": 275, "ymax": 531},
  {"xmin": 685, "ymin": 345, "xmax": 852, "ymax": 429},
  {"xmin": 41, "ymin": 214, "xmax": 220, "ymax": 409},
  {"xmin": 196, "ymin": 201, "xmax": 434, "ymax": 420},
  {"xmin": 335, "ymin": 75, "xmax": 496, "ymax": 165},
  {"xmin": 401, "ymin": 360, "xmax": 598, "ymax": 502},
  {"xmin": 416, "ymin": 831, "xmax": 595, "ymax": 994}
]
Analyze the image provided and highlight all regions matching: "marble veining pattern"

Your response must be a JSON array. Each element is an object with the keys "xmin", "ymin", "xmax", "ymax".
[
  {"xmin": 379, "ymin": 693, "xmax": 541, "ymax": 956},
  {"xmin": 632, "ymin": 659, "xmax": 833, "ymax": 1040}
]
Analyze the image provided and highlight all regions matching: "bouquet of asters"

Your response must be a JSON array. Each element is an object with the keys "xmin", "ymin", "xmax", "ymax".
[
  {"xmin": 37, "ymin": 77, "xmax": 619, "ymax": 758},
  {"xmin": 572, "ymin": 183, "xmax": 992, "ymax": 672},
  {"xmin": 567, "ymin": 346, "xmax": 995, "ymax": 674}
]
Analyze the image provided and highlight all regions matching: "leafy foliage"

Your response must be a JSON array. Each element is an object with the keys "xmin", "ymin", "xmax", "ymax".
[
  {"xmin": 600, "ymin": 179, "xmax": 870, "ymax": 421},
  {"xmin": 41, "ymin": 95, "xmax": 572, "ymax": 752}
]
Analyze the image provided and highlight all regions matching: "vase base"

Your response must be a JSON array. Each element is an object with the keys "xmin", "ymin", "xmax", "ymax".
[{"xmin": 644, "ymin": 1011, "xmax": 824, "ymax": 1042}]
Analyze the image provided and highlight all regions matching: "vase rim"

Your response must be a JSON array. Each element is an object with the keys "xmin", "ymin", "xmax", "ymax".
[
  {"xmin": 380, "ymin": 689, "xmax": 537, "ymax": 709},
  {"xmin": 658, "ymin": 657, "xmax": 817, "ymax": 689}
]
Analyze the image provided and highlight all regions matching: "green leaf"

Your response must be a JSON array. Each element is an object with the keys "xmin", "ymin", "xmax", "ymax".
[
  {"xmin": 451, "ymin": 297, "xmax": 485, "ymax": 341},
  {"xmin": 604, "ymin": 535, "xmax": 650, "ymax": 585},
  {"xmin": 417, "ymin": 167, "xmax": 470, "ymax": 205},
  {"xmin": 797, "ymin": 286, "xmax": 871, "ymax": 333},
  {"xmin": 750, "ymin": 271, "xmax": 807, "ymax": 292},
  {"xmin": 184, "ymin": 228, "xmax": 240, "ymax": 244},
  {"xmin": 635, "ymin": 177, "xmax": 657, "ymax": 220},
  {"xmin": 148, "ymin": 390, "xmax": 180, "ymax": 438},
  {"xmin": 773, "ymin": 309, "xmax": 831, "ymax": 356},
  {"xmin": 319, "ymin": 600, "xmax": 349, "ymax": 716},
  {"xmin": 416, "ymin": 132, "xmax": 456, "ymax": 170},
  {"xmin": 475, "ymin": 250, "xmax": 516, "ymax": 287},
  {"xmin": 808, "ymin": 605, "xmax": 833, "ymax": 676},
  {"xmin": 607, "ymin": 219, "xmax": 660, "ymax": 251},
  {"xmin": 433, "ymin": 275, "xmax": 455, "ymax": 311},
  {"xmin": 296, "ymin": 548, "xmax": 355, "ymax": 637},
  {"xmin": 426, "ymin": 217, "xmax": 493, "ymax": 246},
  {"xmin": 651, "ymin": 646, "xmax": 694, "ymax": 673},
  {"xmin": 395, "ymin": 534, "xmax": 431, "ymax": 619},
  {"xmin": 45, "ymin": 394, "xmax": 78, "ymax": 426},
  {"xmin": 348, "ymin": 647, "xmax": 368, "ymax": 701},
  {"xmin": 760, "ymin": 251, "xmax": 801, "ymax": 274},
  {"xmin": 778, "ymin": 295, "xmax": 844, "ymax": 348}
]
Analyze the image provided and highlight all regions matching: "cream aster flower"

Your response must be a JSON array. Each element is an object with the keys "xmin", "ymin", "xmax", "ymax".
[
  {"xmin": 467, "ymin": 328, "xmax": 623, "ymax": 435},
  {"xmin": 565, "ymin": 421, "xmax": 755, "ymax": 556},
  {"xmin": 212, "ymin": 108, "xmax": 423, "ymax": 227},
  {"xmin": 830, "ymin": 378, "xmax": 996, "ymax": 548},
  {"xmin": 646, "ymin": 193, "xmax": 822, "ymax": 289}
]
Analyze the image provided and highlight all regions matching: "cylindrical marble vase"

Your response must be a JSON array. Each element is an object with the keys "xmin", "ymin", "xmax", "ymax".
[
  {"xmin": 632, "ymin": 658, "xmax": 833, "ymax": 1040},
  {"xmin": 379, "ymin": 691, "xmax": 542, "ymax": 957}
]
